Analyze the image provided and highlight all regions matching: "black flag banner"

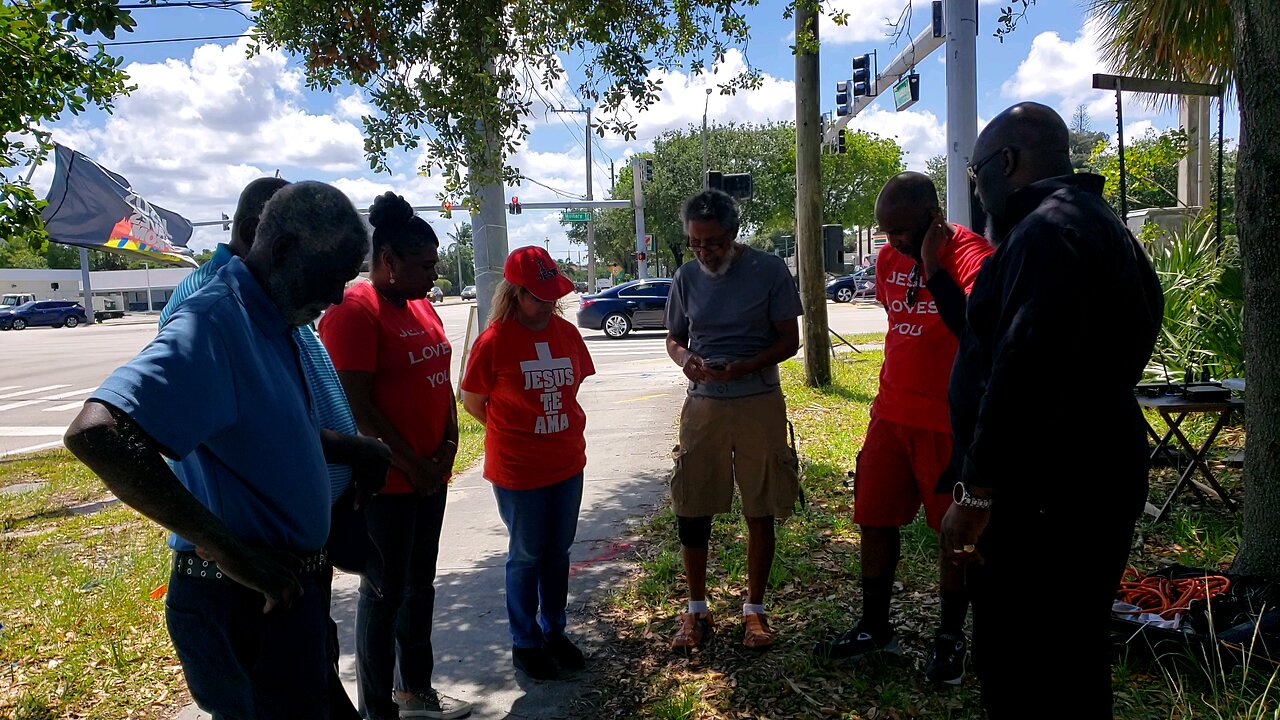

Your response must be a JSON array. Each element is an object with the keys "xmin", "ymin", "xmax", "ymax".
[{"xmin": 40, "ymin": 144, "xmax": 197, "ymax": 267}]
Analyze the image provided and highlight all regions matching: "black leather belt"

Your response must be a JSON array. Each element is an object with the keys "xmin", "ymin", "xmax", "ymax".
[{"xmin": 171, "ymin": 549, "xmax": 329, "ymax": 580}]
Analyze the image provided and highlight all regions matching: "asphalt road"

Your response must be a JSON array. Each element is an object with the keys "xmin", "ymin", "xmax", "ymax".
[{"xmin": 0, "ymin": 296, "xmax": 886, "ymax": 458}]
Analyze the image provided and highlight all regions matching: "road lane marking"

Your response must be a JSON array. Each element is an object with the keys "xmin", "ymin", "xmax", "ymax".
[
  {"xmin": 613, "ymin": 392, "xmax": 670, "ymax": 404},
  {"xmin": 0, "ymin": 401, "xmax": 44, "ymax": 413},
  {"xmin": 0, "ymin": 384, "xmax": 70, "ymax": 400},
  {"xmin": 0, "ymin": 441, "xmax": 64, "ymax": 459},
  {"xmin": 43, "ymin": 401, "xmax": 87, "ymax": 413},
  {"xmin": 0, "ymin": 426, "xmax": 68, "ymax": 437},
  {"xmin": 39, "ymin": 387, "xmax": 96, "ymax": 401}
]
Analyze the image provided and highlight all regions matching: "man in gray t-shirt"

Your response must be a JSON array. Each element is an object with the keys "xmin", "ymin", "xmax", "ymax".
[{"xmin": 664, "ymin": 189, "xmax": 804, "ymax": 654}]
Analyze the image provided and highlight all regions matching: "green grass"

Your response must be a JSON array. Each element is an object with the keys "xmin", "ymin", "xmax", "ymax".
[
  {"xmin": 577, "ymin": 354, "xmax": 1266, "ymax": 720},
  {"xmin": 0, "ymin": 402, "xmax": 486, "ymax": 719}
]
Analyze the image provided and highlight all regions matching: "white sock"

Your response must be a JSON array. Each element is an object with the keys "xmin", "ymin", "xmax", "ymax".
[
  {"xmin": 743, "ymin": 603, "xmax": 765, "ymax": 617},
  {"xmin": 687, "ymin": 599, "xmax": 709, "ymax": 615}
]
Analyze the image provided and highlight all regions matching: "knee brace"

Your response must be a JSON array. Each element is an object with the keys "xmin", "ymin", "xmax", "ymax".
[{"xmin": 676, "ymin": 515, "xmax": 712, "ymax": 549}]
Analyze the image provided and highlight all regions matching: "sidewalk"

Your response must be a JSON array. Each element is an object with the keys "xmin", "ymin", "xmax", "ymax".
[{"xmin": 177, "ymin": 354, "xmax": 686, "ymax": 719}]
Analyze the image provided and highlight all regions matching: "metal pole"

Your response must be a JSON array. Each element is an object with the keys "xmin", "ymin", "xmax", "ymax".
[
  {"xmin": 78, "ymin": 247, "xmax": 94, "ymax": 324},
  {"xmin": 144, "ymin": 262, "xmax": 154, "ymax": 312},
  {"xmin": 631, "ymin": 157, "xmax": 648, "ymax": 279},
  {"xmin": 585, "ymin": 107, "xmax": 598, "ymax": 293},
  {"xmin": 702, "ymin": 88, "xmax": 712, "ymax": 187},
  {"xmin": 1216, "ymin": 95, "xmax": 1225, "ymax": 250},
  {"xmin": 944, "ymin": 0, "xmax": 978, "ymax": 229},
  {"xmin": 795, "ymin": 1, "xmax": 830, "ymax": 386},
  {"xmin": 470, "ymin": 115, "xmax": 508, "ymax": 327},
  {"xmin": 1116, "ymin": 85, "xmax": 1128, "ymax": 220}
]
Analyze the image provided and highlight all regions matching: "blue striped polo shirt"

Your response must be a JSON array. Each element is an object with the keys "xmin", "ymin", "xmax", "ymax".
[{"xmin": 160, "ymin": 244, "xmax": 356, "ymax": 501}]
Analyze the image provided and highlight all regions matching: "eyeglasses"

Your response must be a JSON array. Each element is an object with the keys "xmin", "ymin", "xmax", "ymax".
[
  {"xmin": 686, "ymin": 240, "xmax": 730, "ymax": 253},
  {"xmin": 967, "ymin": 146, "xmax": 1009, "ymax": 183},
  {"xmin": 906, "ymin": 264, "xmax": 921, "ymax": 305}
]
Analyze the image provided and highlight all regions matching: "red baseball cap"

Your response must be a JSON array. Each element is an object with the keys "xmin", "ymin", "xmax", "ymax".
[{"xmin": 504, "ymin": 245, "xmax": 574, "ymax": 301}]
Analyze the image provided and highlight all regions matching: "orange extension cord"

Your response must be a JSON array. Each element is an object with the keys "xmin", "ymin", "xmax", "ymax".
[{"xmin": 1116, "ymin": 567, "xmax": 1232, "ymax": 620}]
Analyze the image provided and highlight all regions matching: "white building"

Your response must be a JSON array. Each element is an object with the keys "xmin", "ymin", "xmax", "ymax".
[{"xmin": 0, "ymin": 266, "xmax": 194, "ymax": 312}]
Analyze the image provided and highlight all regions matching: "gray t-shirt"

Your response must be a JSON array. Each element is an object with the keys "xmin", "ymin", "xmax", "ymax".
[{"xmin": 665, "ymin": 244, "xmax": 804, "ymax": 367}]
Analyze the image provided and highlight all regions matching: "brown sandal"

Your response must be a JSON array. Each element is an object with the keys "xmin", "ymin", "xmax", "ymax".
[
  {"xmin": 742, "ymin": 612, "xmax": 774, "ymax": 650},
  {"xmin": 671, "ymin": 611, "xmax": 713, "ymax": 651}
]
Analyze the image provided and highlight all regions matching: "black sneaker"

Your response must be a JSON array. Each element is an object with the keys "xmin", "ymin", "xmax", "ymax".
[
  {"xmin": 394, "ymin": 689, "xmax": 473, "ymax": 719},
  {"xmin": 546, "ymin": 634, "xmax": 586, "ymax": 671},
  {"xmin": 812, "ymin": 625, "xmax": 902, "ymax": 662},
  {"xmin": 512, "ymin": 645, "xmax": 558, "ymax": 681},
  {"xmin": 925, "ymin": 632, "xmax": 967, "ymax": 685}
]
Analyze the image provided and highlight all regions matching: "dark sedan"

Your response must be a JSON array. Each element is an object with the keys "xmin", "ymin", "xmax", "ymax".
[
  {"xmin": 0, "ymin": 300, "xmax": 88, "ymax": 330},
  {"xmin": 576, "ymin": 278, "xmax": 672, "ymax": 339},
  {"xmin": 825, "ymin": 267, "xmax": 875, "ymax": 303}
]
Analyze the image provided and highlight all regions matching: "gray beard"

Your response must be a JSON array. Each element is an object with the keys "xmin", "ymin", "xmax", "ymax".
[{"xmin": 697, "ymin": 244, "xmax": 738, "ymax": 277}]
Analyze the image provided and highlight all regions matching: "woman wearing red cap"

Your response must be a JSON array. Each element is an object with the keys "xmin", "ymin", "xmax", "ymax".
[{"xmin": 460, "ymin": 245, "xmax": 595, "ymax": 681}]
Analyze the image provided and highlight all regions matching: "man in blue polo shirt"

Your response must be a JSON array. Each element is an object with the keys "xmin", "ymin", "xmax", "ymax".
[
  {"xmin": 66, "ymin": 181, "xmax": 373, "ymax": 720},
  {"xmin": 159, "ymin": 177, "xmax": 387, "ymax": 719}
]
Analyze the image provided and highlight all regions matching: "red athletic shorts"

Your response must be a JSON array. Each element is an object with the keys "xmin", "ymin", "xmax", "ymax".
[{"xmin": 852, "ymin": 414, "xmax": 954, "ymax": 531}]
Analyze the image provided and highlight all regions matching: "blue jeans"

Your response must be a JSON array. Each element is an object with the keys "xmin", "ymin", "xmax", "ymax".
[
  {"xmin": 493, "ymin": 473, "xmax": 584, "ymax": 648},
  {"xmin": 165, "ymin": 564, "xmax": 331, "ymax": 720},
  {"xmin": 355, "ymin": 490, "xmax": 447, "ymax": 720}
]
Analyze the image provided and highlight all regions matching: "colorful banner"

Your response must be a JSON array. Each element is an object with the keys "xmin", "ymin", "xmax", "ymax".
[{"xmin": 40, "ymin": 144, "xmax": 196, "ymax": 267}]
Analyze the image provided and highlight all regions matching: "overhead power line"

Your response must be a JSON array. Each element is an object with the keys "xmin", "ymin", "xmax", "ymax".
[{"xmin": 102, "ymin": 33, "xmax": 252, "ymax": 46}]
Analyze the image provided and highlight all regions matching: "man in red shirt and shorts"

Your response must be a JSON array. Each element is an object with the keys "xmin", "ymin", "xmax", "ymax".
[{"xmin": 814, "ymin": 172, "xmax": 992, "ymax": 684}]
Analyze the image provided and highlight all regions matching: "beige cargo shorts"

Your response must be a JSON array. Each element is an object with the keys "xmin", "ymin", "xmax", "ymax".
[{"xmin": 669, "ymin": 389, "xmax": 800, "ymax": 520}]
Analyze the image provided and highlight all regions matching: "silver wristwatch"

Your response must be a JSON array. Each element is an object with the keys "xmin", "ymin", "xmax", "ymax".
[{"xmin": 952, "ymin": 482, "xmax": 993, "ymax": 510}]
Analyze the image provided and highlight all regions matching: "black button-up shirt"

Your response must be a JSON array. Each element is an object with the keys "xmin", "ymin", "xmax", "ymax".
[{"xmin": 943, "ymin": 173, "xmax": 1163, "ymax": 511}]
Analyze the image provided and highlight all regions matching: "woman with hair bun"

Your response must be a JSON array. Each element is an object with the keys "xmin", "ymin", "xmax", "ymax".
[{"xmin": 319, "ymin": 192, "xmax": 471, "ymax": 720}]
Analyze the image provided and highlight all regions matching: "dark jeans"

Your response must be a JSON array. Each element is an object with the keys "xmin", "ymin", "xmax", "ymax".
[
  {"xmin": 492, "ymin": 473, "xmax": 584, "ymax": 648},
  {"xmin": 969, "ymin": 499, "xmax": 1140, "ymax": 719},
  {"xmin": 165, "ymin": 564, "xmax": 332, "ymax": 720},
  {"xmin": 355, "ymin": 490, "xmax": 447, "ymax": 720}
]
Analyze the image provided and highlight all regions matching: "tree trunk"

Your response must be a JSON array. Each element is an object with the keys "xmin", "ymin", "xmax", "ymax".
[
  {"xmin": 1228, "ymin": 0, "xmax": 1280, "ymax": 579},
  {"xmin": 794, "ymin": 2, "xmax": 831, "ymax": 386}
]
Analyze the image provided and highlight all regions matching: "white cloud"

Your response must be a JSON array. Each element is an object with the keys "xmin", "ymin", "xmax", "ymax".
[
  {"xmin": 845, "ymin": 106, "xmax": 947, "ymax": 170},
  {"xmin": 336, "ymin": 89, "xmax": 373, "ymax": 121},
  {"xmin": 821, "ymin": 0, "xmax": 1000, "ymax": 45},
  {"xmin": 1002, "ymin": 18, "xmax": 1158, "ymax": 126},
  {"xmin": 598, "ymin": 49, "xmax": 795, "ymax": 149}
]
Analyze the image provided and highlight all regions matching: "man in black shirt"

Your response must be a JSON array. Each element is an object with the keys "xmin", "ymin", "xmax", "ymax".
[{"xmin": 940, "ymin": 102, "xmax": 1162, "ymax": 718}]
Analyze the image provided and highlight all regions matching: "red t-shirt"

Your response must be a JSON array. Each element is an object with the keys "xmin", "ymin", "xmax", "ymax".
[
  {"xmin": 460, "ymin": 315, "xmax": 596, "ymax": 491},
  {"xmin": 872, "ymin": 224, "xmax": 992, "ymax": 434},
  {"xmin": 318, "ymin": 281, "xmax": 454, "ymax": 494}
]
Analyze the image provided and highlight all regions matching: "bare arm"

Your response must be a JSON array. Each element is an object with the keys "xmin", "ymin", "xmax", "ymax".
[
  {"xmin": 64, "ymin": 400, "xmax": 301, "ymax": 612},
  {"xmin": 667, "ymin": 332, "xmax": 709, "ymax": 383},
  {"xmin": 337, "ymin": 370, "xmax": 444, "ymax": 495},
  {"xmin": 461, "ymin": 390, "xmax": 488, "ymax": 425}
]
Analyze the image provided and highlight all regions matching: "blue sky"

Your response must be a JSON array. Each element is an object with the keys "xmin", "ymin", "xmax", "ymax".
[{"xmin": 27, "ymin": 0, "xmax": 1232, "ymax": 259}]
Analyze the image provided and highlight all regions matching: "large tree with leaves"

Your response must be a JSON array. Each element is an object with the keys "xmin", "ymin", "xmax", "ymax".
[
  {"xmin": 253, "ymin": 1, "xmax": 761, "ymax": 196},
  {"xmin": 1007, "ymin": 0, "xmax": 1280, "ymax": 577},
  {"xmin": 562, "ymin": 122, "xmax": 902, "ymax": 274},
  {"xmin": 1, "ymin": 1, "xmax": 135, "ymax": 252}
]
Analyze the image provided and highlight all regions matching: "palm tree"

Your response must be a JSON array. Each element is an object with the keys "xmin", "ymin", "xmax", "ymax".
[
  {"xmin": 1087, "ymin": 0, "xmax": 1233, "ymax": 88},
  {"xmin": 1081, "ymin": 0, "xmax": 1280, "ymax": 578}
]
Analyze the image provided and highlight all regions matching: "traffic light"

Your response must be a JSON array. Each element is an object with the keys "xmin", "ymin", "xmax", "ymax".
[
  {"xmin": 851, "ymin": 53, "xmax": 874, "ymax": 97},
  {"xmin": 822, "ymin": 224, "xmax": 845, "ymax": 272},
  {"xmin": 508, "ymin": 196, "xmax": 522, "ymax": 215},
  {"xmin": 835, "ymin": 80, "xmax": 851, "ymax": 117},
  {"xmin": 837, "ymin": 128, "xmax": 847, "ymax": 154},
  {"xmin": 442, "ymin": 201, "xmax": 452, "ymax": 219},
  {"xmin": 636, "ymin": 252, "xmax": 647, "ymax": 262},
  {"xmin": 644, "ymin": 159, "xmax": 654, "ymax": 182},
  {"xmin": 220, "ymin": 212, "xmax": 230, "ymax": 232},
  {"xmin": 706, "ymin": 171, "xmax": 754, "ymax": 201}
]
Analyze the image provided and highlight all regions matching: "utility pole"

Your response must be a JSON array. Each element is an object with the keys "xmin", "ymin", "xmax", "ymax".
[
  {"xmin": 702, "ymin": 88, "xmax": 713, "ymax": 186},
  {"xmin": 610, "ymin": 161, "xmax": 616, "ymax": 190},
  {"xmin": 471, "ymin": 118, "xmax": 508, "ymax": 326},
  {"xmin": 795, "ymin": 1, "xmax": 830, "ymax": 386},
  {"xmin": 553, "ymin": 106, "xmax": 596, "ymax": 292},
  {"xmin": 944, "ymin": 0, "xmax": 978, "ymax": 229},
  {"xmin": 631, "ymin": 156, "xmax": 649, "ymax": 279}
]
